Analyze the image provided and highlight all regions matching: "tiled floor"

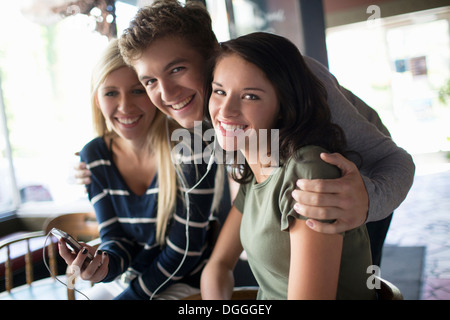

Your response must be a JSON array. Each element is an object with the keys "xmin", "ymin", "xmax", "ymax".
[{"xmin": 384, "ymin": 151, "xmax": 450, "ymax": 300}]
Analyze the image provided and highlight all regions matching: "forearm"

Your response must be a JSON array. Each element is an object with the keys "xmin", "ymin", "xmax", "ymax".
[
  {"xmin": 86, "ymin": 192, "xmax": 134, "ymax": 281},
  {"xmin": 335, "ymin": 91, "xmax": 415, "ymax": 221},
  {"xmin": 362, "ymin": 149, "xmax": 415, "ymax": 222},
  {"xmin": 201, "ymin": 261, "xmax": 235, "ymax": 300},
  {"xmin": 343, "ymin": 104, "xmax": 415, "ymax": 222},
  {"xmin": 201, "ymin": 206, "xmax": 243, "ymax": 300}
]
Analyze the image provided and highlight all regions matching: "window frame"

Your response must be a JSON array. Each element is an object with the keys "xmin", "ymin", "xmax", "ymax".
[{"xmin": 0, "ymin": 75, "xmax": 20, "ymax": 220}]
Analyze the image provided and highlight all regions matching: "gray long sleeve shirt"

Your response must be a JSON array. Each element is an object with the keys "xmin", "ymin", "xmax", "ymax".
[{"xmin": 304, "ymin": 56, "xmax": 415, "ymax": 223}]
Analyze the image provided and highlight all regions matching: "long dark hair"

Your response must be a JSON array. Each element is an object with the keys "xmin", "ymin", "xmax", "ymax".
[{"xmin": 205, "ymin": 32, "xmax": 347, "ymax": 183}]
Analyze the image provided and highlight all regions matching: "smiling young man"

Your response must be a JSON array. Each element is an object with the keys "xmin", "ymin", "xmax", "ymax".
[
  {"xmin": 116, "ymin": 0, "xmax": 414, "ymax": 265},
  {"xmin": 132, "ymin": 36, "xmax": 206, "ymax": 130}
]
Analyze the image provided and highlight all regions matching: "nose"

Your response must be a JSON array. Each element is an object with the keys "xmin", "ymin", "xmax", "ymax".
[
  {"xmin": 118, "ymin": 93, "xmax": 134, "ymax": 113},
  {"xmin": 159, "ymin": 79, "xmax": 181, "ymax": 104},
  {"xmin": 219, "ymin": 95, "xmax": 240, "ymax": 118}
]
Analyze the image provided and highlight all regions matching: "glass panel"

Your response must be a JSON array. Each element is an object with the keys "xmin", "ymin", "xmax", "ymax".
[
  {"xmin": 0, "ymin": 76, "xmax": 18, "ymax": 214},
  {"xmin": 0, "ymin": 2, "xmax": 110, "ymax": 210},
  {"xmin": 326, "ymin": 7, "xmax": 450, "ymax": 155},
  {"xmin": 226, "ymin": 0, "xmax": 303, "ymax": 49}
]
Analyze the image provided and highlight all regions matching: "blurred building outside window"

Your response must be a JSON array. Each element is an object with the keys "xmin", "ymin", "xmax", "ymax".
[
  {"xmin": 326, "ymin": 6, "xmax": 450, "ymax": 163},
  {"xmin": 0, "ymin": 1, "xmax": 138, "ymax": 216}
]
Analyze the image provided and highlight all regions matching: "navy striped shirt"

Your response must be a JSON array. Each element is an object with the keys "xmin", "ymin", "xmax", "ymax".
[{"xmin": 80, "ymin": 136, "xmax": 217, "ymax": 299}]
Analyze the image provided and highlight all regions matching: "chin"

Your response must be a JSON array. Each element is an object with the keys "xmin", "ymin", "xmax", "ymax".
[{"xmin": 178, "ymin": 118, "xmax": 196, "ymax": 129}]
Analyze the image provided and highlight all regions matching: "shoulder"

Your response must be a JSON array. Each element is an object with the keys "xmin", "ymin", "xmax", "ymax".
[
  {"xmin": 79, "ymin": 137, "xmax": 110, "ymax": 164},
  {"xmin": 80, "ymin": 136, "xmax": 105, "ymax": 152},
  {"xmin": 303, "ymin": 56, "xmax": 338, "ymax": 88},
  {"xmin": 283, "ymin": 146, "xmax": 341, "ymax": 180},
  {"xmin": 279, "ymin": 146, "xmax": 340, "ymax": 230}
]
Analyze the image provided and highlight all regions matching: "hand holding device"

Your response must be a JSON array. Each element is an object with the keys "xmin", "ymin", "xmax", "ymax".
[{"xmin": 50, "ymin": 227, "xmax": 94, "ymax": 262}]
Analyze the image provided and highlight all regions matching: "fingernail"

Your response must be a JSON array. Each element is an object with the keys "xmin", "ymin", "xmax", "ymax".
[
  {"xmin": 296, "ymin": 180, "xmax": 303, "ymax": 188},
  {"xmin": 306, "ymin": 220, "xmax": 315, "ymax": 229},
  {"xmin": 293, "ymin": 203, "xmax": 301, "ymax": 212}
]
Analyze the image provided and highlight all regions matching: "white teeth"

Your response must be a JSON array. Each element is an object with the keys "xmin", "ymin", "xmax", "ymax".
[
  {"xmin": 172, "ymin": 96, "xmax": 193, "ymax": 110},
  {"xmin": 117, "ymin": 117, "xmax": 139, "ymax": 125},
  {"xmin": 221, "ymin": 122, "xmax": 246, "ymax": 131}
]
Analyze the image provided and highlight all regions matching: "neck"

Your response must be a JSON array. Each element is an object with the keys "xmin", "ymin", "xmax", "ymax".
[
  {"xmin": 243, "ymin": 149, "xmax": 277, "ymax": 184},
  {"xmin": 114, "ymin": 136, "xmax": 153, "ymax": 164}
]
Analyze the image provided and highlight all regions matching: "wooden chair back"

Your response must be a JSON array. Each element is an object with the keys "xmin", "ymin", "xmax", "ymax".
[
  {"xmin": 0, "ymin": 231, "xmax": 47, "ymax": 293},
  {"xmin": 43, "ymin": 211, "xmax": 98, "ymax": 242},
  {"xmin": 0, "ymin": 212, "xmax": 99, "ymax": 299}
]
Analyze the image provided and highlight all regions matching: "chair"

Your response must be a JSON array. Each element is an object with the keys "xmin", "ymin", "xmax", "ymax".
[
  {"xmin": 0, "ymin": 212, "xmax": 99, "ymax": 300},
  {"xmin": 0, "ymin": 231, "xmax": 48, "ymax": 293},
  {"xmin": 43, "ymin": 211, "xmax": 98, "ymax": 242},
  {"xmin": 374, "ymin": 275, "xmax": 403, "ymax": 300}
]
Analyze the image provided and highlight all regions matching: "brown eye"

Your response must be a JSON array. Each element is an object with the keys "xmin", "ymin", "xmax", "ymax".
[{"xmin": 243, "ymin": 94, "xmax": 259, "ymax": 100}]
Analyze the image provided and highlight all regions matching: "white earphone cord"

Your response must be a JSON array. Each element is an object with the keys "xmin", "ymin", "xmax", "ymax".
[
  {"xmin": 150, "ymin": 119, "xmax": 215, "ymax": 299},
  {"xmin": 42, "ymin": 232, "xmax": 91, "ymax": 300}
]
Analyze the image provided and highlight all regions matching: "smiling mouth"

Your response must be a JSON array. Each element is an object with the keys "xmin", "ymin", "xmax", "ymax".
[
  {"xmin": 171, "ymin": 95, "xmax": 194, "ymax": 110},
  {"xmin": 116, "ymin": 116, "xmax": 141, "ymax": 125},
  {"xmin": 220, "ymin": 121, "xmax": 247, "ymax": 133}
]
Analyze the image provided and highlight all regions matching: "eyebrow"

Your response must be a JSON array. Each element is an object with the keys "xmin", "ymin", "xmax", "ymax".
[
  {"xmin": 139, "ymin": 75, "xmax": 151, "ymax": 82},
  {"xmin": 139, "ymin": 58, "xmax": 189, "ymax": 82},
  {"xmin": 99, "ymin": 86, "xmax": 118, "ymax": 91},
  {"xmin": 164, "ymin": 58, "xmax": 189, "ymax": 72},
  {"xmin": 100, "ymin": 82, "xmax": 143, "ymax": 90},
  {"xmin": 212, "ymin": 81, "xmax": 266, "ymax": 92}
]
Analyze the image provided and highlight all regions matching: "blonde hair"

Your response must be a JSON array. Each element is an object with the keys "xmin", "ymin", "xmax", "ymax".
[
  {"xmin": 90, "ymin": 39, "xmax": 178, "ymax": 245},
  {"xmin": 90, "ymin": 38, "xmax": 124, "ymax": 138}
]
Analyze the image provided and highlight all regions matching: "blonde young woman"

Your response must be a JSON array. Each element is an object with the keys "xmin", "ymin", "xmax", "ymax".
[{"xmin": 59, "ymin": 39, "xmax": 218, "ymax": 300}]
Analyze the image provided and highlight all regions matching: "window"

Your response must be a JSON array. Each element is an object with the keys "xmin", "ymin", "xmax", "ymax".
[
  {"xmin": 326, "ymin": 6, "xmax": 450, "ymax": 155},
  {"xmin": 0, "ymin": 1, "xmax": 138, "ymax": 218}
]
